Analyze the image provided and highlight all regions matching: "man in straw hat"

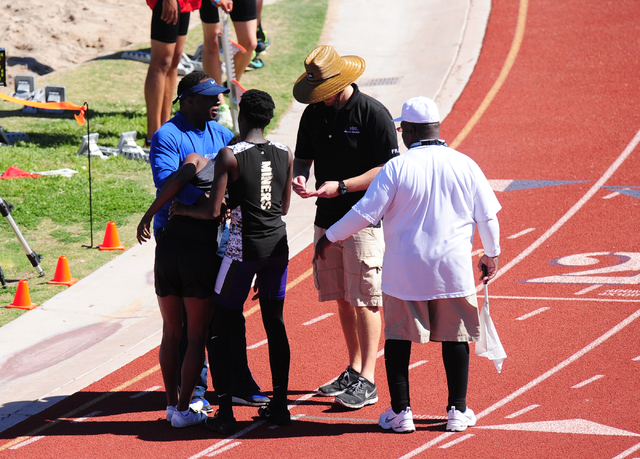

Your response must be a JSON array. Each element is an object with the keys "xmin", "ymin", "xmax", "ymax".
[
  {"xmin": 292, "ymin": 45, "xmax": 399, "ymax": 409},
  {"xmin": 315, "ymin": 96, "xmax": 501, "ymax": 433}
]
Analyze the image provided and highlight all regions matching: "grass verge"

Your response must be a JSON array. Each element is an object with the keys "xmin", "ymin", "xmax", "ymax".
[{"xmin": 0, "ymin": 0, "xmax": 328, "ymax": 326}]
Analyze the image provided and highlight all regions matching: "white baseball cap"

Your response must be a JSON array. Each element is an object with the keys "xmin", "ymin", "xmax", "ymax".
[{"xmin": 393, "ymin": 96, "xmax": 440, "ymax": 123}]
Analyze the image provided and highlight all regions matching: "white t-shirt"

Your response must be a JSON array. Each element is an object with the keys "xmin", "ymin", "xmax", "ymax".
[{"xmin": 326, "ymin": 144, "xmax": 501, "ymax": 301}]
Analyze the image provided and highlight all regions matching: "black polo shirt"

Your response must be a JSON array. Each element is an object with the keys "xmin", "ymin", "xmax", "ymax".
[{"xmin": 295, "ymin": 84, "xmax": 399, "ymax": 228}]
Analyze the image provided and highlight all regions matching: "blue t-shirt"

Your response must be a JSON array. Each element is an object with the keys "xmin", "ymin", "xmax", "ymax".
[{"xmin": 149, "ymin": 111, "xmax": 234, "ymax": 232}]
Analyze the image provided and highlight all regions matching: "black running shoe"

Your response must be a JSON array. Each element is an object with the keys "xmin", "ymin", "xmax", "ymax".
[
  {"xmin": 335, "ymin": 376, "xmax": 378, "ymax": 409},
  {"xmin": 256, "ymin": 22, "xmax": 270, "ymax": 54},
  {"xmin": 317, "ymin": 366, "xmax": 360, "ymax": 396},
  {"xmin": 258, "ymin": 404, "xmax": 291, "ymax": 426},
  {"xmin": 203, "ymin": 411, "xmax": 236, "ymax": 435}
]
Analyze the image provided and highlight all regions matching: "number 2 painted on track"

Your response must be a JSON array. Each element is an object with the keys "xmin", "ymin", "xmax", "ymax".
[{"xmin": 525, "ymin": 252, "xmax": 640, "ymax": 285}]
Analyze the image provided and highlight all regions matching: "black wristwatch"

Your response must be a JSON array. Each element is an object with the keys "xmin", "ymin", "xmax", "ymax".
[{"xmin": 338, "ymin": 180, "xmax": 348, "ymax": 195}]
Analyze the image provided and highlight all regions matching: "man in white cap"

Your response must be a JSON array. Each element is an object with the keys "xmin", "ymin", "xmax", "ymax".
[
  {"xmin": 292, "ymin": 45, "xmax": 400, "ymax": 409},
  {"xmin": 315, "ymin": 96, "xmax": 502, "ymax": 432}
]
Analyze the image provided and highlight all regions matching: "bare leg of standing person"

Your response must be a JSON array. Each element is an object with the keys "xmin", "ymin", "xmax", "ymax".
[
  {"xmin": 176, "ymin": 297, "xmax": 214, "ymax": 412},
  {"xmin": 170, "ymin": 295, "xmax": 212, "ymax": 428},
  {"xmin": 157, "ymin": 295, "xmax": 183, "ymax": 412},
  {"xmin": 201, "ymin": 21, "xmax": 233, "ymax": 128},
  {"xmin": 201, "ymin": 22, "xmax": 223, "ymax": 100},
  {"xmin": 337, "ymin": 298, "xmax": 362, "ymax": 373},
  {"xmin": 333, "ymin": 300, "xmax": 381, "ymax": 408},
  {"xmin": 144, "ymin": 35, "xmax": 186, "ymax": 142},
  {"xmin": 355, "ymin": 304, "xmax": 380, "ymax": 384},
  {"xmin": 336, "ymin": 300, "xmax": 380, "ymax": 383},
  {"xmin": 232, "ymin": 19, "xmax": 257, "ymax": 81}
]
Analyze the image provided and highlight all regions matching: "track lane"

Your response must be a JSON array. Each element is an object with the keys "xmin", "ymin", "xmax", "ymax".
[{"xmin": 3, "ymin": 0, "xmax": 640, "ymax": 456}]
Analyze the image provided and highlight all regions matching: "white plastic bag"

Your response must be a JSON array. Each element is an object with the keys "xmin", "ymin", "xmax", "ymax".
[{"xmin": 475, "ymin": 282, "xmax": 507, "ymax": 372}]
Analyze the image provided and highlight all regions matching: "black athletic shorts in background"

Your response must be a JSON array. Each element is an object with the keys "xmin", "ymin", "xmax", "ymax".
[
  {"xmin": 200, "ymin": 0, "xmax": 257, "ymax": 24},
  {"xmin": 151, "ymin": 0, "xmax": 190, "ymax": 43}
]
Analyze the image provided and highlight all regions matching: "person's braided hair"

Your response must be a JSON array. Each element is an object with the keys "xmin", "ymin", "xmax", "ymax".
[{"xmin": 239, "ymin": 89, "xmax": 275, "ymax": 129}]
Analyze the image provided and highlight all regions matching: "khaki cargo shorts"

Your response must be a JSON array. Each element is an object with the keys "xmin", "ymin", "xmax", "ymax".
[
  {"xmin": 313, "ymin": 225, "xmax": 384, "ymax": 307},
  {"xmin": 383, "ymin": 293, "xmax": 480, "ymax": 343}
]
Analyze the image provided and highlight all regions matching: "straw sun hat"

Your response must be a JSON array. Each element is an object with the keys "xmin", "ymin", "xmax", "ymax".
[{"xmin": 293, "ymin": 45, "xmax": 366, "ymax": 105}]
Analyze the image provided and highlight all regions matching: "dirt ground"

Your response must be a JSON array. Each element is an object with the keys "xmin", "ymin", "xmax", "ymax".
[{"xmin": 1, "ymin": 0, "xmax": 160, "ymax": 82}]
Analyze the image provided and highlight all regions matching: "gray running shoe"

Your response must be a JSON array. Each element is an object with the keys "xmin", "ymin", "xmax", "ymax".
[
  {"xmin": 335, "ymin": 376, "xmax": 378, "ymax": 409},
  {"xmin": 171, "ymin": 407, "xmax": 208, "ymax": 428},
  {"xmin": 317, "ymin": 366, "xmax": 360, "ymax": 397}
]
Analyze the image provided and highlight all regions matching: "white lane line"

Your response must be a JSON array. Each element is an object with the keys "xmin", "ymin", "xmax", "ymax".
[
  {"xmin": 632, "ymin": 356, "xmax": 640, "ymax": 361},
  {"xmin": 377, "ymin": 349, "xmax": 385, "ymax": 359},
  {"xmin": 9, "ymin": 436, "xmax": 45, "ymax": 449},
  {"xmin": 603, "ymin": 191, "xmax": 620, "ymax": 199},
  {"xmin": 247, "ymin": 339, "xmax": 268, "ymax": 350},
  {"xmin": 575, "ymin": 285, "xmax": 602, "ymax": 295},
  {"xmin": 491, "ymin": 295, "xmax": 640, "ymax": 303},
  {"xmin": 399, "ymin": 308, "xmax": 640, "ymax": 458},
  {"xmin": 571, "ymin": 375, "xmax": 604, "ymax": 389},
  {"xmin": 130, "ymin": 385, "xmax": 162, "ymax": 398},
  {"xmin": 515, "ymin": 307, "xmax": 549, "ymax": 321},
  {"xmin": 303, "ymin": 313, "xmax": 334, "ymax": 326},
  {"xmin": 190, "ymin": 376, "xmax": 347, "ymax": 458},
  {"xmin": 471, "ymin": 249, "xmax": 485, "ymax": 256},
  {"xmin": 206, "ymin": 442, "xmax": 241, "ymax": 456},
  {"xmin": 400, "ymin": 432, "xmax": 456, "ymax": 456},
  {"xmin": 189, "ymin": 423, "xmax": 265, "ymax": 459},
  {"xmin": 408, "ymin": 360, "xmax": 428, "ymax": 370},
  {"xmin": 71, "ymin": 411, "xmax": 102, "ymax": 423},
  {"xmin": 507, "ymin": 228, "xmax": 536, "ymax": 239},
  {"xmin": 439, "ymin": 434, "xmax": 474, "ymax": 448},
  {"xmin": 505, "ymin": 404, "xmax": 539, "ymax": 419},
  {"xmin": 483, "ymin": 127, "xmax": 640, "ymax": 289},
  {"xmin": 612, "ymin": 441, "xmax": 640, "ymax": 459},
  {"xmin": 474, "ymin": 309, "xmax": 640, "ymax": 421}
]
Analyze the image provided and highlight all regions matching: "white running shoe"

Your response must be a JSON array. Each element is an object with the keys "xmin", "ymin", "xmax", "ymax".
[
  {"xmin": 446, "ymin": 406, "xmax": 477, "ymax": 432},
  {"xmin": 217, "ymin": 104, "xmax": 234, "ymax": 130},
  {"xmin": 189, "ymin": 399, "xmax": 204, "ymax": 412},
  {"xmin": 171, "ymin": 408, "xmax": 208, "ymax": 428},
  {"xmin": 166, "ymin": 405, "xmax": 176, "ymax": 422},
  {"xmin": 378, "ymin": 406, "xmax": 415, "ymax": 433}
]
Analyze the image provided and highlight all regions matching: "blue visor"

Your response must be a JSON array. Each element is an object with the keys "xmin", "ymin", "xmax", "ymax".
[{"xmin": 173, "ymin": 79, "xmax": 229, "ymax": 104}]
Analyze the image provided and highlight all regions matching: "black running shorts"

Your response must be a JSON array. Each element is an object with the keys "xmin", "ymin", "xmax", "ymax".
[
  {"xmin": 151, "ymin": 0, "xmax": 191, "ymax": 43},
  {"xmin": 200, "ymin": 0, "xmax": 257, "ymax": 24},
  {"xmin": 154, "ymin": 226, "xmax": 218, "ymax": 299}
]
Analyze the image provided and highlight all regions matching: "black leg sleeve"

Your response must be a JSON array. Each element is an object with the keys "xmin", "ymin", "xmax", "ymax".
[
  {"xmin": 259, "ymin": 297, "xmax": 290, "ymax": 409},
  {"xmin": 208, "ymin": 302, "xmax": 243, "ymax": 417},
  {"xmin": 384, "ymin": 339, "xmax": 412, "ymax": 413},
  {"xmin": 442, "ymin": 341, "xmax": 470, "ymax": 412},
  {"xmin": 230, "ymin": 312, "xmax": 262, "ymax": 394}
]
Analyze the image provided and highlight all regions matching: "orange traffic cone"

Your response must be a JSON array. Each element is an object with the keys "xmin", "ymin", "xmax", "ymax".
[
  {"xmin": 7, "ymin": 280, "xmax": 37, "ymax": 310},
  {"xmin": 99, "ymin": 221, "xmax": 125, "ymax": 251},
  {"xmin": 47, "ymin": 256, "xmax": 78, "ymax": 286}
]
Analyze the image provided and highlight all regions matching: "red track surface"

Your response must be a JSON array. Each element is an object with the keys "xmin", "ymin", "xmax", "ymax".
[{"xmin": 2, "ymin": 0, "xmax": 640, "ymax": 457}]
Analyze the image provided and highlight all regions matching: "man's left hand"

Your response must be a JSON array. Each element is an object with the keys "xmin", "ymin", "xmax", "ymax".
[
  {"xmin": 310, "ymin": 181, "xmax": 339, "ymax": 198},
  {"xmin": 478, "ymin": 254, "xmax": 499, "ymax": 282},
  {"xmin": 314, "ymin": 234, "xmax": 333, "ymax": 261}
]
